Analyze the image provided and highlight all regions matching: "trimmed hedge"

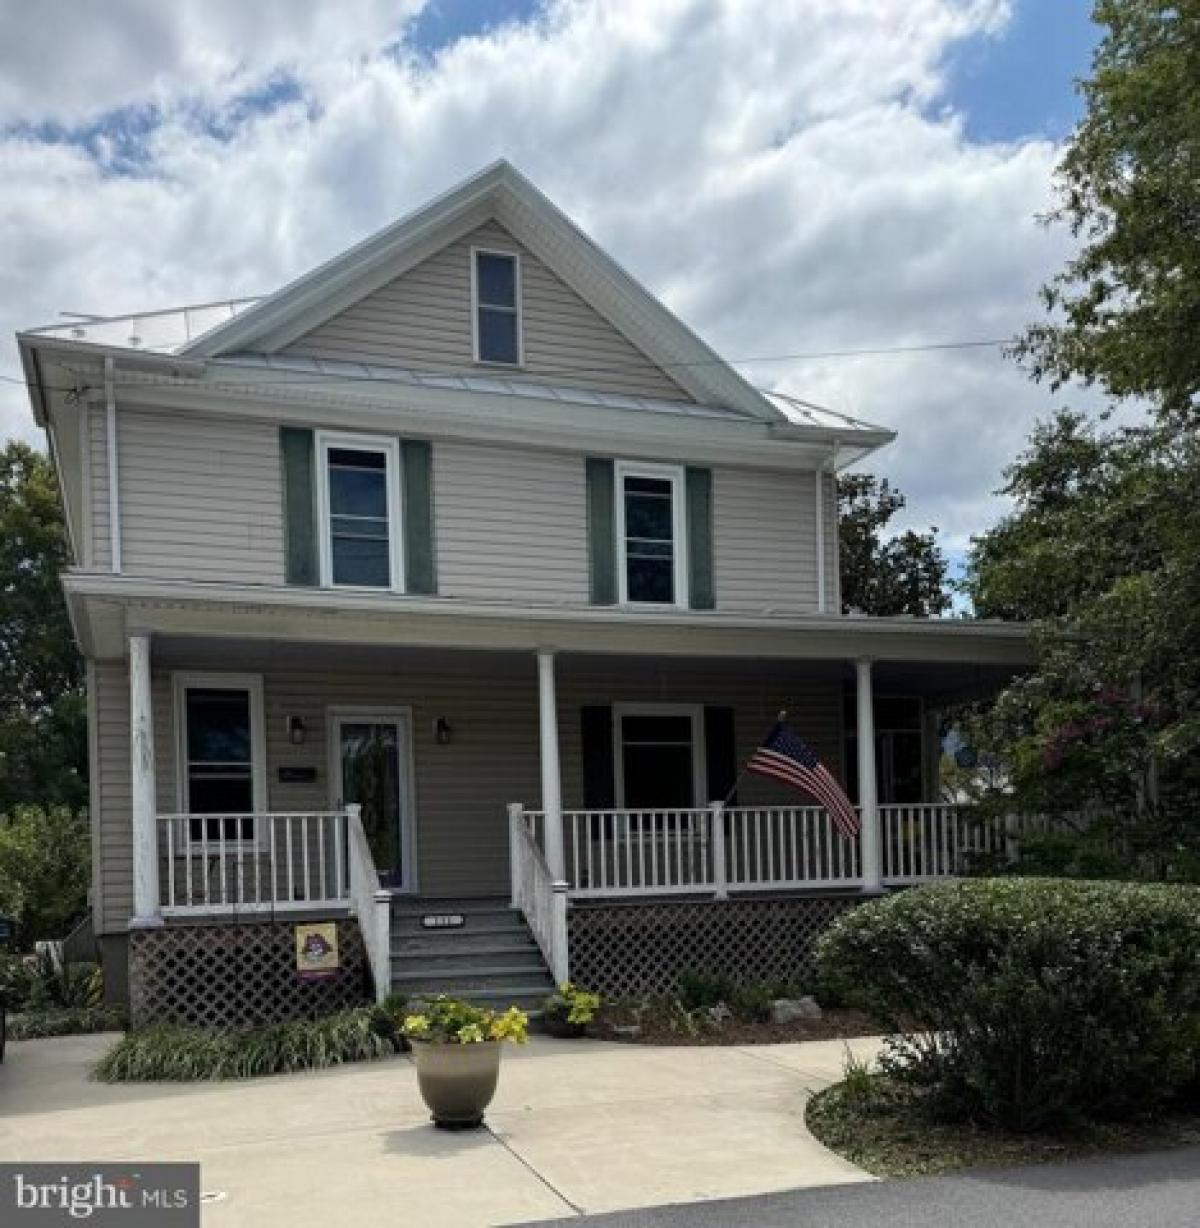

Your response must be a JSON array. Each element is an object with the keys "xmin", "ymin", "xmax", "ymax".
[
  {"xmin": 94, "ymin": 1006, "xmax": 402, "ymax": 1082},
  {"xmin": 815, "ymin": 878, "xmax": 1200, "ymax": 1130}
]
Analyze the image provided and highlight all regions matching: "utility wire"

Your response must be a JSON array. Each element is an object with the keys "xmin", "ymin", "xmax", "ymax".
[{"xmin": 0, "ymin": 335, "xmax": 1013, "ymax": 397}]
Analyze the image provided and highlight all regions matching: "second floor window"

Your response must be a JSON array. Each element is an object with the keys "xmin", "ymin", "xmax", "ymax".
[
  {"xmin": 473, "ymin": 248, "xmax": 521, "ymax": 365},
  {"xmin": 316, "ymin": 433, "xmax": 403, "ymax": 589},
  {"xmin": 616, "ymin": 461, "xmax": 687, "ymax": 606}
]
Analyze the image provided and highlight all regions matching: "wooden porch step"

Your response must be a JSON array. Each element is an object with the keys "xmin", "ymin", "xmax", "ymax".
[{"xmin": 391, "ymin": 948, "xmax": 547, "ymax": 976}]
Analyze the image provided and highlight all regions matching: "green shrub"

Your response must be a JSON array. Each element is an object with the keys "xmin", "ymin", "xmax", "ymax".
[
  {"xmin": 94, "ymin": 1007, "xmax": 398, "ymax": 1082},
  {"xmin": 677, "ymin": 969, "xmax": 734, "ymax": 1010},
  {"xmin": 815, "ymin": 878, "xmax": 1200, "ymax": 1130},
  {"xmin": 0, "ymin": 806, "xmax": 90, "ymax": 947},
  {"xmin": 0, "ymin": 951, "xmax": 101, "ymax": 1012},
  {"xmin": 8, "ymin": 1005, "xmax": 126, "ymax": 1040}
]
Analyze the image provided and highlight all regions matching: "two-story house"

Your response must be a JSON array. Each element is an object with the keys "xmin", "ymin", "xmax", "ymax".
[{"xmin": 18, "ymin": 162, "xmax": 1031, "ymax": 1026}]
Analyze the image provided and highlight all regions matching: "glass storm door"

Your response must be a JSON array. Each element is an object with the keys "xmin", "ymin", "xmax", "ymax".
[{"xmin": 332, "ymin": 712, "xmax": 412, "ymax": 891}]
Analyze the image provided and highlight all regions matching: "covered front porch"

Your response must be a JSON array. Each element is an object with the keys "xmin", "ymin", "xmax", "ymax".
[{"xmin": 106, "ymin": 631, "xmax": 1027, "ymax": 1001}]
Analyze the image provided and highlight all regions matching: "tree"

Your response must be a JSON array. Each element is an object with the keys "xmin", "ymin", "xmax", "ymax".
[
  {"xmin": 1013, "ymin": 1, "xmax": 1200, "ymax": 425},
  {"xmin": 838, "ymin": 474, "xmax": 951, "ymax": 616},
  {"xmin": 0, "ymin": 442, "xmax": 86, "ymax": 814},
  {"xmin": 0, "ymin": 805, "xmax": 90, "ymax": 947},
  {"xmin": 960, "ymin": 2, "xmax": 1200, "ymax": 880}
]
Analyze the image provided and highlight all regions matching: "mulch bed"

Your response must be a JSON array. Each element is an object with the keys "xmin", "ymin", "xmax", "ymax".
[
  {"xmin": 806, "ymin": 1076, "xmax": 1200, "ymax": 1178},
  {"xmin": 590, "ymin": 1006, "xmax": 880, "ymax": 1046}
]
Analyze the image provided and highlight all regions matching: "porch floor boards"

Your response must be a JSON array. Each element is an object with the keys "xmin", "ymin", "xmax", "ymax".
[{"xmin": 389, "ymin": 896, "xmax": 555, "ymax": 1009}]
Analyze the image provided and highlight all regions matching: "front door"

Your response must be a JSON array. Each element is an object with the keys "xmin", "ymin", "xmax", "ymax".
[{"xmin": 330, "ymin": 709, "xmax": 414, "ymax": 891}]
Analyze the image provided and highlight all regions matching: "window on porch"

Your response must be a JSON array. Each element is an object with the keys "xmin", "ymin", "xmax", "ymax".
[
  {"xmin": 844, "ymin": 694, "xmax": 926, "ymax": 803},
  {"xmin": 614, "ymin": 706, "xmax": 704, "ymax": 808},
  {"xmin": 175, "ymin": 675, "xmax": 265, "ymax": 842}
]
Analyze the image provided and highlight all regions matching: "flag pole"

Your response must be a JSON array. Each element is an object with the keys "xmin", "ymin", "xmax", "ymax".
[{"xmin": 721, "ymin": 709, "xmax": 788, "ymax": 806}]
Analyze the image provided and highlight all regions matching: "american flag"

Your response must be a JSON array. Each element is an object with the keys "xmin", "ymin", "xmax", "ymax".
[{"xmin": 746, "ymin": 723, "xmax": 860, "ymax": 839}]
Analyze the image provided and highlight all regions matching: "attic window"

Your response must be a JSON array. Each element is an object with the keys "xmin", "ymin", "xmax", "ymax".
[{"xmin": 472, "ymin": 248, "xmax": 522, "ymax": 365}]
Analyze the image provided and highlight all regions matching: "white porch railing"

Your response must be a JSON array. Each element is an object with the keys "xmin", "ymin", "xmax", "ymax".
[
  {"xmin": 521, "ymin": 802, "xmax": 1017, "ymax": 900},
  {"xmin": 509, "ymin": 803, "xmax": 569, "ymax": 984},
  {"xmin": 156, "ymin": 806, "xmax": 393, "ymax": 1001},
  {"xmin": 156, "ymin": 811, "xmax": 351, "ymax": 915}
]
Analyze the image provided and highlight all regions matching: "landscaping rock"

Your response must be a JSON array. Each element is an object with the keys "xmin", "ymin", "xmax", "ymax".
[
  {"xmin": 706, "ymin": 1003, "xmax": 733, "ymax": 1028},
  {"xmin": 769, "ymin": 996, "xmax": 822, "ymax": 1025},
  {"xmin": 612, "ymin": 1024, "xmax": 642, "ymax": 1039}
]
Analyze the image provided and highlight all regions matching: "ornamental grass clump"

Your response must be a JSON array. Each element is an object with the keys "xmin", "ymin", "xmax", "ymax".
[
  {"xmin": 815, "ymin": 878, "xmax": 1200, "ymax": 1131},
  {"xmin": 400, "ymin": 995, "xmax": 528, "ymax": 1045},
  {"xmin": 94, "ymin": 1005, "xmax": 400, "ymax": 1082}
]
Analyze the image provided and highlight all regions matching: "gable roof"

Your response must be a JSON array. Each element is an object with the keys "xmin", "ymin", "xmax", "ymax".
[{"xmin": 180, "ymin": 160, "xmax": 785, "ymax": 422}]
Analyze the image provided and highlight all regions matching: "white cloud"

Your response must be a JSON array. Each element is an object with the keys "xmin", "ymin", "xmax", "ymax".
[{"xmin": 0, "ymin": 0, "xmax": 1086, "ymax": 547}]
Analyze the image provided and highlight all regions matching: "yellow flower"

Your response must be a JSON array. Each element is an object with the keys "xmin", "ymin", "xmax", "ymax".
[{"xmin": 403, "ymin": 1014, "xmax": 430, "ymax": 1037}]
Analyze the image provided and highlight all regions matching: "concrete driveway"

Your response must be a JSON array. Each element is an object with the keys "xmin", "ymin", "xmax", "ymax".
[{"xmin": 0, "ymin": 1032, "xmax": 876, "ymax": 1226}]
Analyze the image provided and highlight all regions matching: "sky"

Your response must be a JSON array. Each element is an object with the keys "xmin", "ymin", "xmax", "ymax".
[{"xmin": 0, "ymin": 0, "xmax": 1102, "ymax": 560}]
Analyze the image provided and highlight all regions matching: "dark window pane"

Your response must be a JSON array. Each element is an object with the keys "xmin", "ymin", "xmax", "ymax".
[
  {"xmin": 330, "ymin": 514, "xmax": 388, "ymax": 541},
  {"xmin": 622, "ymin": 744, "xmax": 694, "ymax": 808},
  {"xmin": 625, "ymin": 492, "xmax": 673, "ymax": 540},
  {"xmin": 626, "ymin": 556, "xmax": 674, "ymax": 603},
  {"xmin": 188, "ymin": 773, "xmax": 254, "ymax": 816},
  {"xmin": 624, "ymin": 476, "xmax": 673, "ymax": 496},
  {"xmin": 329, "ymin": 463, "xmax": 387, "ymax": 518},
  {"xmin": 328, "ymin": 448, "xmax": 385, "ymax": 470},
  {"xmin": 622, "ymin": 715, "xmax": 693, "ymax": 744},
  {"xmin": 476, "ymin": 252, "xmax": 516, "ymax": 306},
  {"xmin": 186, "ymin": 690, "xmax": 250, "ymax": 764},
  {"xmin": 331, "ymin": 535, "xmax": 390, "ymax": 586},
  {"xmin": 478, "ymin": 307, "xmax": 519, "ymax": 363}
]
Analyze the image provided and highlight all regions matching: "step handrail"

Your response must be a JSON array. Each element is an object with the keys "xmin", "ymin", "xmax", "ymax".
[
  {"xmin": 346, "ymin": 804, "xmax": 391, "ymax": 1003},
  {"xmin": 508, "ymin": 803, "xmax": 568, "ymax": 985}
]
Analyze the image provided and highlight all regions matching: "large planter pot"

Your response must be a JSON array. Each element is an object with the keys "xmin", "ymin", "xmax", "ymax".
[{"xmin": 410, "ymin": 1039, "xmax": 502, "ymax": 1129}]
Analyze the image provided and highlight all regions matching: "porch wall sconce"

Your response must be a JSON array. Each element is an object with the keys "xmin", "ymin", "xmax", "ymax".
[
  {"xmin": 434, "ymin": 717, "xmax": 453, "ymax": 746},
  {"xmin": 287, "ymin": 716, "xmax": 307, "ymax": 746}
]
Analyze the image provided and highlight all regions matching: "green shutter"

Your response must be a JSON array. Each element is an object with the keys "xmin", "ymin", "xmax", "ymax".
[
  {"xmin": 586, "ymin": 457, "xmax": 617, "ymax": 605},
  {"xmin": 703, "ymin": 706, "xmax": 738, "ymax": 806},
  {"xmin": 581, "ymin": 705, "xmax": 616, "ymax": 809},
  {"xmin": 686, "ymin": 466, "xmax": 715, "ymax": 609},
  {"xmin": 280, "ymin": 427, "xmax": 317, "ymax": 586},
  {"xmin": 402, "ymin": 439, "xmax": 437, "ymax": 595}
]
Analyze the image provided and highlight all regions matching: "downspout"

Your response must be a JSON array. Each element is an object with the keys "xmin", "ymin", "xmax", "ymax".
[
  {"xmin": 104, "ymin": 356, "xmax": 122, "ymax": 573},
  {"xmin": 815, "ymin": 458, "xmax": 826, "ymax": 613}
]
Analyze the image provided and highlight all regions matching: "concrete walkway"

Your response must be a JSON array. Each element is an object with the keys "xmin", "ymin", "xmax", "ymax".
[{"xmin": 0, "ymin": 1032, "xmax": 877, "ymax": 1226}]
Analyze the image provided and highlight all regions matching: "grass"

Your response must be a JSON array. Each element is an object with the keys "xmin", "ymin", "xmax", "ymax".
[
  {"xmin": 806, "ymin": 1072, "xmax": 1200, "ymax": 1178},
  {"xmin": 7, "ymin": 1005, "xmax": 128, "ymax": 1041},
  {"xmin": 93, "ymin": 1005, "xmax": 403, "ymax": 1082}
]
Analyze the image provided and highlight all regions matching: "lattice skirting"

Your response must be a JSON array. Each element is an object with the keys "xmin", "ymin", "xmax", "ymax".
[
  {"xmin": 567, "ymin": 895, "xmax": 862, "ymax": 998},
  {"xmin": 129, "ymin": 918, "xmax": 368, "ymax": 1030}
]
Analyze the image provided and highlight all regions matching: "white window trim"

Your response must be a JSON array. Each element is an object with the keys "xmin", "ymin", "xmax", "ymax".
[
  {"xmin": 325, "ymin": 705, "xmax": 419, "ymax": 895},
  {"xmin": 172, "ymin": 672, "xmax": 268, "ymax": 846},
  {"xmin": 315, "ymin": 431, "xmax": 405, "ymax": 592},
  {"xmin": 612, "ymin": 702, "xmax": 707, "ymax": 809},
  {"xmin": 470, "ymin": 245, "xmax": 524, "ymax": 367},
  {"xmin": 614, "ymin": 459, "xmax": 689, "ymax": 609}
]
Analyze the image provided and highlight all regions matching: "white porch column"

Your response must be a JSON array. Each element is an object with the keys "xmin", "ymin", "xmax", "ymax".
[
  {"xmin": 536, "ymin": 650, "xmax": 566, "ymax": 881},
  {"xmin": 856, "ymin": 658, "xmax": 883, "ymax": 893},
  {"xmin": 129, "ymin": 633, "xmax": 161, "ymax": 925}
]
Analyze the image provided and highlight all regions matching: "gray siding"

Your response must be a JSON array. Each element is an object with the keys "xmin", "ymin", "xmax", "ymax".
[
  {"xmin": 284, "ymin": 220, "xmax": 692, "ymax": 402},
  {"xmin": 94, "ymin": 652, "xmax": 848, "ymax": 926},
  {"xmin": 94, "ymin": 661, "xmax": 133, "ymax": 934},
  {"xmin": 712, "ymin": 468, "xmax": 820, "ymax": 613},
  {"xmin": 117, "ymin": 408, "xmax": 285, "ymax": 583},
  {"xmin": 88, "ymin": 404, "xmax": 112, "ymax": 571},
  {"xmin": 434, "ymin": 440, "xmax": 589, "ymax": 604}
]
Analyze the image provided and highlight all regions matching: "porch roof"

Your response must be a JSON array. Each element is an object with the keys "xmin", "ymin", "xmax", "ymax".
[{"xmin": 65, "ymin": 571, "xmax": 1034, "ymax": 672}]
